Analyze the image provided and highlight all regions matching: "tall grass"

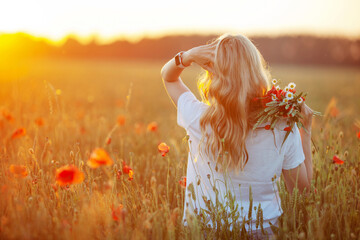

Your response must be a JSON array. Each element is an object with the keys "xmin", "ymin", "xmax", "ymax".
[{"xmin": 0, "ymin": 59, "xmax": 359, "ymax": 239}]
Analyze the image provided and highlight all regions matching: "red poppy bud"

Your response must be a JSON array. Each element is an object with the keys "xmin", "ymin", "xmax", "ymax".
[{"xmin": 265, "ymin": 125, "xmax": 271, "ymax": 130}]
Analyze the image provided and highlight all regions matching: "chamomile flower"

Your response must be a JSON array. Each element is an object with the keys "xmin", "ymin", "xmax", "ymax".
[
  {"xmin": 297, "ymin": 97, "xmax": 304, "ymax": 104},
  {"xmin": 271, "ymin": 79, "xmax": 278, "ymax": 85},
  {"xmin": 288, "ymin": 82, "xmax": 296, "ymax": 89},
  {"xmin": 275, "ymin": 85, "xmax": 281, "ymax": 91},
  {"xmin": 283, "ymin": 98, "xmax": 289, "ymax": 103},
  {"xmin": 284, "ymin": 86, "xmax": 290, "ymax": 92},
  {"xmin": 286, "ymin": 92, "xmax": 294, "ymax": 99},
  {"xmin": 271, "ymin": 94, "xmax": 277, "ymax": 101}
]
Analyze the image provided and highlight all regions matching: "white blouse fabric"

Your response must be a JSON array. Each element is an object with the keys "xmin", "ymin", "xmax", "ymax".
[{"xmin": 177, "ymin": 91, "xmax": 305, "ymax": 230}]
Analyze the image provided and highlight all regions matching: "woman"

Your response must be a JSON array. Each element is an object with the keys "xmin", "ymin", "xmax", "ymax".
[{"xmin": 161, "ymin": 34, "xmax": 313, "ymax": 238}]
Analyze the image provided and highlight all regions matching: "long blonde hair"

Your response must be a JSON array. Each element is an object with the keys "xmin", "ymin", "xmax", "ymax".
[{"xmin": 198, "ymin": 34, "xmax": 270, "ymax": 171}]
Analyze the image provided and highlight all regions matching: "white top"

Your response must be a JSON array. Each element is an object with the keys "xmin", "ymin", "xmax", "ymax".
[{"xmin": 177, "ymin": 91, "xmax": 305, "ymax": 230}]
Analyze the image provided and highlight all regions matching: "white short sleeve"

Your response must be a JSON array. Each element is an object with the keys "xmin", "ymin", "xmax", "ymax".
[
  {"xmin": 177, "ymin": 91, "xmax": 207, "ymax": 130},
  {"xmin": 282, "ymin": 126, "xmax": 305, "ymax": 170}
]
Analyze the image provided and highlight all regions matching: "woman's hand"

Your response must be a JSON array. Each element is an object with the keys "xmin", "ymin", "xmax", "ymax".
[
  {"xmin": 182, "ymin": 42, "xmax": 216, "ymax": 73},
  {"xmin": 300, "ymin": 103, "xmax": 314, "ymax": 133}
]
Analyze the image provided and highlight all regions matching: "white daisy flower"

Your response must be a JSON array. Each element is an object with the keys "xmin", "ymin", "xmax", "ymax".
[
  {"xmin": 297, "ymin": 97, "xmax": 303, "ymax": 104},
  {"xmin": 271, "ymin": 79, "xmax": 278, "ymax": 85},
  {"xmin": 271, "ymin": 94, "xmax": 277, "ymax": 101},
  {"xmin": 283, "ymin": 98, "xmax": 289, "ymax": 103},
  {"xmin": 288, "ymin": 82, "xmax": 296, "ymax": 89},
  {"xmin": 275, "ymin": 85, "xmax": 280, "ymax": 90},
  {"xmin": 284, "ymin": 86, "xmax": 290, "ymax": 92},
  {"xmin": 286, "ymin": 92, "xmax": 294, "ymax": 99}
]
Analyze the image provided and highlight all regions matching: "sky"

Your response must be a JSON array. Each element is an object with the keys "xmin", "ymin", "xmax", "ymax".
[{"xmin": 0, "ymin": 0, "xmax": 359, "ymax": 43}]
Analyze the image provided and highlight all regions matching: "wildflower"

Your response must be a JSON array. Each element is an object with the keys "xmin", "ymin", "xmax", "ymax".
[
  {"xmin": 297, "ymin": 97, "xmax": 304, "ymax": 104},
  {"xmin": 35, "ymin": 118, "xmax": 45, "ymax": 126},
  {"xmin": 117, "ymin": 161, "xmax": 133, "ymax": 181},
  {"xmin": 275, "ymin": 85, "xmax": 280, "ymax": 91},
  {"xmin": 285, "ymin": 92, "xmax": 294, "ymax": 99},
  {"xmin": 284, "ymin": 127, "xmax": 292, "ymax": 131},
  {"xmin": 288, "ymin": 82, "xmax": 296, "ymax": 89},
  {"xmin": 271, "ymin": 79, "xmax": 278, "ymax": 85},
  {"xmin": 147, "ymin": 121, "xmax": 158, "ymax": 132},
  {"xmin": 264, "ymin": 125, "xmax": 271, "ymax": 130},
  {"xmin": 158, "ymin": 142, "xmax": 170, "ymax": 156},
  {"xmin": 87, "ymin": 148, "xmax": 114, "ymax": 168},
  {"xmin": 284, "ymin": 86, "xmax": 290, "ymax": 92},
  {"xmin": 271, "ymin": 94, "xmax": 277, "ymax": 101},
  {"xmin": 332, "ymin": 155, "xmax": 344, "ymax": 165},
  {"xmin": 111, "ymin": 204, "xmax": 125, "ymax": 221},
  {"xmin": 282, "ymin": 98, "xmax": 289, "ymax": 103},
  {"xmin": 117, "ymin": 115, "xmax": 126, "ymax": 126},
  {"xmin": 128, "ymin": 170, "xmax": 134, "ymax": 181},
  {"xmin": 55, "ymin": 165, "xmax": 84, "ymax": 186},
  {"xmin": 79, "ymin": 126, "xmax": 86, "ymax": 134},
  {"xmin": 2, "ymin": 110, "xmax": 14, "ymax": 122},
  {"xmin": 179, "ymin": 176, "xmax": 186, "ymax": 188},
  {"xmin": 11, "ymin": 128, "xmax": 26, "ymax": 139},
  {"xmin": 9, "ymin": 164, "xmax": 28, "ymax": 178}
]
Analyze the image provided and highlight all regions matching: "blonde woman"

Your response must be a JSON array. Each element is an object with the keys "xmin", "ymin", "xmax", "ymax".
[{"xmin": 161, "ymin": 34, "xmax": 314, "ymax": 238}]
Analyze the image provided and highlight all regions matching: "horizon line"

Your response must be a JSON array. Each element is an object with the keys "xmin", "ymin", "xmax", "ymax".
[{"xmin": 1, "ymin": 30, "xmax": 359, "ymax": 47}]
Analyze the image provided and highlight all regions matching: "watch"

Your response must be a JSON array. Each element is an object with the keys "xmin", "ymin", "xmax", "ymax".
[{"xmin": 174, "ymin": 51, "xmax": 186, "ymax": 68}]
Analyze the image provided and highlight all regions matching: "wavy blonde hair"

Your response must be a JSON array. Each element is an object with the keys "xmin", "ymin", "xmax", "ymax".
[{"xmin": 198, "ymin": 34, "xmax": 270, "ymax": 171}]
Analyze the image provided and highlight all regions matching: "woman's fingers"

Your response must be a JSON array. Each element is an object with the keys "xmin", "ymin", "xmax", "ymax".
[
  {"xmin": 199, "ymin": 62, "xmax": 214, "ymax": 73},
  {"xmin": 300, "ymin": 102, "xmax": 314, "ymax": 130}
]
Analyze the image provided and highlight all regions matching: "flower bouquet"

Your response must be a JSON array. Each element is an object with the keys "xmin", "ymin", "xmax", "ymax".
[{"xmin": 253, "ymin": 79, "xmax": 321, "ymax": 147}]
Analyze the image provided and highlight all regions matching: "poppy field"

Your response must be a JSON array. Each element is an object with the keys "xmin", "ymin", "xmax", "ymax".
[{"xmin": 0, "ymin": 59, "xmax": 360, "ymax": 239}]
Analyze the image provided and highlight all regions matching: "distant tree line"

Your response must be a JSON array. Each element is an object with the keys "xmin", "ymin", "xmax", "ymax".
[{"xmin": 1, "ymin": 33, "xmax": 359, "ymax": 66}]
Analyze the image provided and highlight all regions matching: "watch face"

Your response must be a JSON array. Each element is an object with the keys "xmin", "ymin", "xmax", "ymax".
[{"xmin": 175, "ymin": 54, "xmax": 181, "ymax": 66}]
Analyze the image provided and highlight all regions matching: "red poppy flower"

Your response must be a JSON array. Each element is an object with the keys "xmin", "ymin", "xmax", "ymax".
[
  {"xmin": 55, "ymin": 165, "xmax": 84, "ymax": 186},
  {"xmin": 158, "ymin": 142, "xmax": 170, "ymax": 157},
  {"xmin": 2, "ymin": 110, "xmax": 14, "ymax": 122},
  {"xmin": 117, "ymin": 115, "xmax": 126, "ymax": 126},
  {"xmin": 111, "ymin": 204, "xmax": 125, "ymax": 221},
  {"xmin": 284, "ymin": 127, "xmax": 292, "ymax": 131},
  {"xmin": 11, "ymin": 128, "xmax": 26, "ymax": 139},
  {"xmin": 333, "ymin": 155, "xmax": 344, "ymax": 165},
  {"xmin": 87, "ymin": 148, "xmax": 114, "ymax": 168},
  {"xmin": 9, "ymin": 164, "xmax": 28, "ymax": 178},
  {"xmin": 117, "ymin": 161, "xmax": 134, "ymax": 181},
  {"xmin": 179, "ymin": 176, "xmax": 186, "ymax": 188},
  {"xmin": 265, "ymin": 125, "xmax": 271, "ymax": 130},
  {"xmin": 147, "ymin": 121, "xmax": 158, "ymax": 132},
  {"xmin": 35, "ymin": 118, "xmax": 45, "ymax": 126}
]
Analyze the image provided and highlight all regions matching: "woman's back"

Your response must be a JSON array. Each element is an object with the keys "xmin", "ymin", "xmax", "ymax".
[{"xmin": 177, "ymin": 91, "xmax": 305, "ymax": 230}]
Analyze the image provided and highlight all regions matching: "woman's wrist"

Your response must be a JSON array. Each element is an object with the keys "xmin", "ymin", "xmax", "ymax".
[{"xmin": 181, "ymin": 50, "xmax": 193, "ymax": 67}]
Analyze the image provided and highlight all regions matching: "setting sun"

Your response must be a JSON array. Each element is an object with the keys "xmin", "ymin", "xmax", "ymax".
[{"xmin": 0, "ymin": 0, "xmax": 359, "ymax": 43}]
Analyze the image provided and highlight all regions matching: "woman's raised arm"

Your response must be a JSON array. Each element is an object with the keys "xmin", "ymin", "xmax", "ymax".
[{"xmin": 161, "ymin": 44, "xmax": 215, "ymax": 107}]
